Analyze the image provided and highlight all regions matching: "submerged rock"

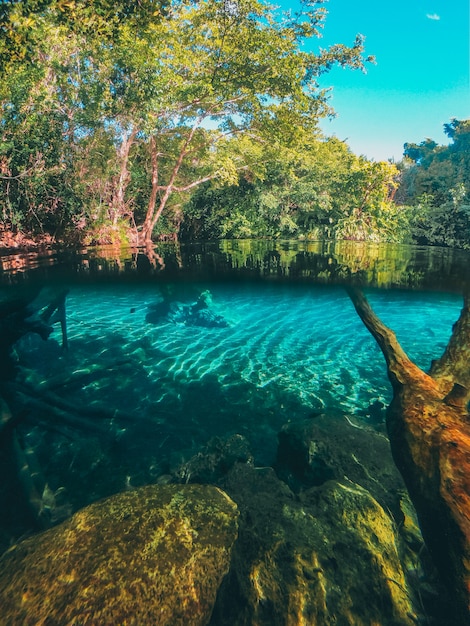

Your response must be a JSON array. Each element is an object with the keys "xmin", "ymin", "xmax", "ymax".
[
  {"xmin": 275, "ymin": 413, "xmax": 406, "ymax": 516},
  {"xmin": 175, "ymin": 434, "xmax": 254, "ymax": 484},
  {"xmin": 0, "ymin": 484, "xmax": 239, "ymax": 626},
  {"xmin": 274, "ymin": 414, "xmax": 451, "ymax": 621},
  {"xmin": 212, "ymin": 463, "xmax": 419, "ymax": 626},
  {"xmin": 146, "ymin": 289, "xmax": 229, "ymax": 328}
]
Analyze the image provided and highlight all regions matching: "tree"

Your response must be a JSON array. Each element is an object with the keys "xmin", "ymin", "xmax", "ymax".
[
  {"xmin": 397, "ymin": 118, "xmax": 470, "ymax": 248},
  {"xmin": 102, "ymin": 0, "xmax": 374, "ymax": 244},
  {"xmin": 348, "ymin": 287, "xmax": 470, "ymax": 624},
  {"xmin": 444, "ymin": 118, "xmax": 470, "ymax": 150},
  {"xmin": 403, "ymin": 138, "xmax": 439, "ymax": 165},
  {"xmin": 182, "ymin": 135, "xmax": 408, "ymax": 242},
  {"xmin": 1, "ymin": 0, "xmax": 374, "ymax": 245}
]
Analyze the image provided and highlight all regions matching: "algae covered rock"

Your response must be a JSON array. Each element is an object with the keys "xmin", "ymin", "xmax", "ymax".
[
  {"xmin": 276, "ymin": 413, "xmax": 405, "ymax": 516},
  {"xmin": 0, "ymin": 483, "xmax": 238, "ymax": 626},
  {"xmin": 212, "ymin": 463, "xmax": 418, "ymax": 626},
  {"xmin": 175, "ymin": 434, "xmax": 254, "ymax": 484}
]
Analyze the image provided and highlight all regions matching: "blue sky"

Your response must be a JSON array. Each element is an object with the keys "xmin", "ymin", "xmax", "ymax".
[{"xmin": 294, "ymin": 0, "xmax": 470, "ymax": 161}]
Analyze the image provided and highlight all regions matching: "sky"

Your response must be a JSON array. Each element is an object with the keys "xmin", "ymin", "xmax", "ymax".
[{"xmin": 290, "ymin": 0, "xmax": 470, "ymax": 162}]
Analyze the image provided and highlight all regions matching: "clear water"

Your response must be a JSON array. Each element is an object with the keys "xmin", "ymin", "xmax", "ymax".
[
  {"xmin": 13, "ymin": 283, "xmax": 461, "ymax": 504},
  {"xmin": 1, "ymin": 242, "xmax": 467, "ymax": 623},
  {"xmin": 63, "ymin": 283, "xmax": 461, "ymax": 416}
]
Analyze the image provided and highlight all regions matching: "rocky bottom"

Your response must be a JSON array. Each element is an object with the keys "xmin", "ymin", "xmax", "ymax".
[{"xmin": 0, "ymin": 411, "xmax": 451, "ymax": 626}]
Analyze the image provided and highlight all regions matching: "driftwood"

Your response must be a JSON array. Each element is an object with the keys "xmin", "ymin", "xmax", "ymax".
[
  {"xmin": 28, "ymin": 359, "xmax": 133, "ymax": 392},
  {"xmin": 0, "ymin": 287, "xmax": 69, "ymax": 381},
  {"xmin": 347, "ymin": 287, "xmax": 470, "ymax": 624}
]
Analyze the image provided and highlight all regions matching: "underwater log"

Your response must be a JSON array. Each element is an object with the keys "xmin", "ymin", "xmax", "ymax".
[{"xmin": 347, "ymin": 287, "xmax": 470, "ymax": 624}]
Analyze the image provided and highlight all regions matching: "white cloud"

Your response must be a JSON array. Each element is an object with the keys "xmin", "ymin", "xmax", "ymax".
[{"xmin": 426, "ymin": 13, "xmax": 441, "ymax": 20}]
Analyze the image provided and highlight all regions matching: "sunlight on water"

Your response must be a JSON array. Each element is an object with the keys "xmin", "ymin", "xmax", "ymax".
[
  {"xmin": 61, "ymin": 283, "xmax": 460, "ymax": 420},
  {"xmin": 3, "ymin": 279, "xmax": 464, "ymax": 569},
  {"xmin": 14, "ymin": 281, "xmax": 461, "ymax": 490}
]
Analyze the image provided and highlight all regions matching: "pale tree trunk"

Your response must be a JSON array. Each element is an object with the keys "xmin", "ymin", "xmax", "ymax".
[
  {"xmin": 138, "ymin": 129, "xmax": 191, "ymax": 245},
  {"xmin": 137, "ymin": 99, "xmax": 245, "ymax": 245},
  {"xmin": 138, "ymin": 166, "xmax": 217, "ymax": 246},
  {"xmin": 145, "ymin": 136, "xmax": 160, "ymax": 236},
  {"xmin": 110, "ymin": 127, "xmax": 137, "ymax": 227},
  {"xmin": 347, "ymin": 287, "xmax": 470, "ymax": 623},
  {"xmin": 138, "ymin": 118, "xmax": 217, "ymax": 246},
  {"xmin": 140, "ymin": 186, "xmax": 173, "ymax": 245}
]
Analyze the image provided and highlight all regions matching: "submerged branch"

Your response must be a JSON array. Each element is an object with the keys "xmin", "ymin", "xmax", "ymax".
[
  {"xmin": 22, "ymin": 359, "xmax": 133, "ymax": 393},
  {"xmin": 346, "ymin": 287, "xmax": 427, "ymax": 389},
  {"xmin": 13, "ymin": 390, "xmax": 111, "ymax": 436},
  {"xmin": 346, "ymin": 286, "xmax": 470, "ymax": 623}
]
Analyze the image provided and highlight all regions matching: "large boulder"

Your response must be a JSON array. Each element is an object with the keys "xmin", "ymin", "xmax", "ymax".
[
  {"xmin": 0, "ymin": 483, "xmax": 238, "ymax": 625},
  {"xmin": 275, "ymin": 413, "xmax": 406, "ymax": 516},
  {"xmin": 212, "ymin": 463, "xmax": 419, "ymax": 626}
]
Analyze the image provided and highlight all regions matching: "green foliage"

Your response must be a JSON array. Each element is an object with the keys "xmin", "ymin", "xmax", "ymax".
[
  {"xmin": 1, "ymin": 0, "xmax": 376, "ymax": 245},
  {"xmin": 397, "ymin": 118, "xmax": 470, "ymax": 248},
  {"xmin": 182, "ymin": 136, "xmax": 407, "ymax": 243}
]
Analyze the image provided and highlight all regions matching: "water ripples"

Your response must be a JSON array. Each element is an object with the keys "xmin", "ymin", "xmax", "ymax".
[{"xmin": 64, "ymin": 285, "xmax": 461, "ymax": 419}]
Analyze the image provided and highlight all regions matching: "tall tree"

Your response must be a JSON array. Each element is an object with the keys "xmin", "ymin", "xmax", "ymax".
[
  {"xmin": 397, "ymin": 118, "xmax": 470, "ymax": 249},
  {"xmin": 1, "ymin": 0, "xmax": 374, "ymax": 245}
]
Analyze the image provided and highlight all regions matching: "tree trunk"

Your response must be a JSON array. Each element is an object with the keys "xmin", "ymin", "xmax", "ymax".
[
  {"xmin": 138, "ymin": 135, "xmax": 170, "ymax": 245},
  {"xmin": 347, "ymin": 287, "xmax": 470, "ymax": 623},
  {"xmin": 110, "ymin": 127, "xmax": 137, "ymax": 226},
  {"xmin": 137, "ymin": 118, "xmax": 205, "ymax": 245},
  {"xmin": 144, "ymin": 136, "xmax": 160, "ymax": 238}
]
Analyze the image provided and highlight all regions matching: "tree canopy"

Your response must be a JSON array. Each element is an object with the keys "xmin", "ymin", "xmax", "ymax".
[
  {"xmin": 397, "ymin": 118, "xmax": 470, "ymax": 249},
  {"xmin": 181, "ymin": 135, "xmax": 407, "ymax": 243},
  {"xmin": 1, "ymin": 0, "xmax": 377, "ymax": 245},
  {"xmin": 2, "ymin": 2, "xmax": 467, "ymax": 249}
]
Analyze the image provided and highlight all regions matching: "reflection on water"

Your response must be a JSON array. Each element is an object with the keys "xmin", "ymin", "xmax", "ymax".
[{"xmin": 1, "ymin": 239, "xmax": 469, "ymax": 291}]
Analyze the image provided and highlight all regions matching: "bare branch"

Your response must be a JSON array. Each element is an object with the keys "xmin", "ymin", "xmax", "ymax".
[
  {"xmin": 346, "ymin": 287, "xmax": 423, "ymax": 388},
  {"xmin": 172, "ymin": 173, "xmax": 219, "ymax": 193}
]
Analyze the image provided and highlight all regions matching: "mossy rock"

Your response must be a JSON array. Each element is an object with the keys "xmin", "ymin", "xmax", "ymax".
[
  {"xmin": 275, "ymin": 413, "xmax": 406, "ymax": 517},
  {"xmin": 213, "ymin": 464, "xmax": 418, "ymax": 626},
  {"xmin": 0, "ymin": 484, "xmax": 238, "ymax": 625}
]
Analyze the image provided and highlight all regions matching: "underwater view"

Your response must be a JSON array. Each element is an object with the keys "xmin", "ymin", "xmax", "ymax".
[
  {"xmin": 10, "ymin": 283, "xmax": 463, "ymax": 476},
  {"xmin": 0, "ymin": 241, "xmax": 469, "ymax": 625}
]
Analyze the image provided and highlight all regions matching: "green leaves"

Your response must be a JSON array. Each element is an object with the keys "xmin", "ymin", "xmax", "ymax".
[
  {"xmin": 1, "ymin": 0, "xmax": 377, "ymax": 243},
  {"xmin": 398, "ymin": 118, "xmax": 470, "ymax": 249},
  {"xmin": 182, "ymin": 135, "xmax": 405, "ymax": 243}
]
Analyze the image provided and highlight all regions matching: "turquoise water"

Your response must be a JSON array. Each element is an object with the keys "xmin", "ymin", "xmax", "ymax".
[
  {"xmin": 64, "ymin": 283, "xmax": 461, "ymax": 415},
  {"xmin": 2, "ymin": 242, "xmax": 467, "ymax": 623},
  {"xmin": 11, "ymin": 283, "xmax": 461, "ymax": 505}
]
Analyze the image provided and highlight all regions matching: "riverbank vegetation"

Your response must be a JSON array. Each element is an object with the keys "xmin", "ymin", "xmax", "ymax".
[{"xmin": 1, "ymin": 1, "xmax": 469, "ymax": 249}]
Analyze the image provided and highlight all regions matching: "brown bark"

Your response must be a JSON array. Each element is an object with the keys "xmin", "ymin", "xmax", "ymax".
[
  {"xmin": 144, "ymin": 136, "xmax": 160, "ymax": 240},
  {"xmin": 347, "ymin": 287, "xmax": 470, "ymax": 624}
]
